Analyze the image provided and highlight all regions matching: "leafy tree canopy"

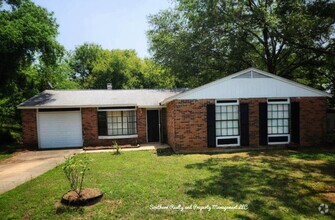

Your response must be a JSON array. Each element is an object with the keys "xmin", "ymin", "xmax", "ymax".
[
  {"xmin": 148, "ymin": 0, "xmax": 335, "ymax": 92},
  {"xmin": 70, "ymin": 44, "xmax": 176, "ymax": 89},
  {"xmin": 0, "ymin": 0, "xmax": 63, "ymax": 84}
]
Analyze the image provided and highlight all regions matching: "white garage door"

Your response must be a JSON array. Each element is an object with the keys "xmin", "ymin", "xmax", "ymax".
[{"xmin": 38, "ymin": 111, "xmax": 83, "ymax": 149}]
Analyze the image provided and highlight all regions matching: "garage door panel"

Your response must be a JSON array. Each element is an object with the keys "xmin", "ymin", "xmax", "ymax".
[{"xmin": 38, "ymin": 112, "xmax": 83, "ymax": 149}]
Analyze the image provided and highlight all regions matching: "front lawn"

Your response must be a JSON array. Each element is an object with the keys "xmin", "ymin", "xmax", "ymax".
[
  {"xmin": 0, "ymin": 154, "xmax": 11, "ymax": 161},
  {"xmin": 0, "ymin": 149, "xmax": 334, "ymax": 219}
]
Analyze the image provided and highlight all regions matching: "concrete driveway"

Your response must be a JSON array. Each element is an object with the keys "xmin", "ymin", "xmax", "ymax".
[{"xmin": 0, "ymin": 149, "xmax": 80, "ymax": 194}]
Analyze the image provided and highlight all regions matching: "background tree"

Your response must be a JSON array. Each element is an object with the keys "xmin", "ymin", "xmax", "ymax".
[
  {"xmin": 69, "ymin": 46, "xmax": 176, "ymax": 89},
  {"xmin": 148, "ymin": 0, "xmax": 335, "ymax": 97},
  {"xmin": 69, "ymin": 43, "xmax": 103, "ymax": 85},
  {"xmin": 0, "ymin": 0, "xmax": 63, "ymax": 89},
  {"xmin": 0, "ymin": 0, "xmax": 74, "ymax": 140}
]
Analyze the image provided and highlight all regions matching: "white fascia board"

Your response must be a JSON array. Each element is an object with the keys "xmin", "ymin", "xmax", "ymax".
[
  {"xmin": 138, "ymin": 105, "xmax": 165, "ymax": 109},
  {"xmin": 18, "ymin": 104, "xmax": 166, "ymax": 109},
  {"xmin": 17, "ymin": 104, "xmax": 139, "ymax": 109}
]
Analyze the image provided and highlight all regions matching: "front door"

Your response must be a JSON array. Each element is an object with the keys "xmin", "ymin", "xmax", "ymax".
[{"xmin": 147, "ymin": 110, "xmax": 159, "ymax": 142}]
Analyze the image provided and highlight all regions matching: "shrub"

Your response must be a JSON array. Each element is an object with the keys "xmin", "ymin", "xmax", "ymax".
[
  {"xmin": 63, "ymin": 154, "xmax": 90, "ymax": 196},
  {"xmin": 114, "ymin": 141, "xmax": 121, "ymax": 155}
]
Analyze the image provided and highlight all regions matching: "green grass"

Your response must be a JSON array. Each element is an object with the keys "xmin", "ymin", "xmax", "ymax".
[
  {"xmin": 0, "ymin": 153, "xmax": 11, "ymax": 161},
  {"xmin": 0, "ymin": 149, "xmax": 334, "ymax": 219}
]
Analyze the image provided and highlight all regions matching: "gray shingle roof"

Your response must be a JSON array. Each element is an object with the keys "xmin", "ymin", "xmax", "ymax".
[{"xmin": 17, "ymin": 89, "xmax": 186, "ymax": 108}]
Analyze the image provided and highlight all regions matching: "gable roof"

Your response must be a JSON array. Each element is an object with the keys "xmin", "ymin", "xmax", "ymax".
[
  {"xmin": 17, "ymin": 89, "xmax": 185, "ymax": 109},
  {"xmin": 161, "ymin": 67, "xmax": 331, "ymax": 104}
]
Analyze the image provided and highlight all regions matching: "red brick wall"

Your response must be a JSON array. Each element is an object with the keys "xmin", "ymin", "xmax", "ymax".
[
  {"xmin": 166, "ymin": 101, "xmax": 176, "ymax": 148},
  {"xmin": 137, "ymin": 108, "xmax": 147, "ymax": 143},
  {"xmin": 166, "ymin": 97, "xmax": 327, "ymax": 153},
  {"xmin": 166, "ymin": 100, "xmax": 215, "ymax": 152},
  {"xmin": 81, "ymin": 107, "xmax": 147, "ymax": 146},
  {"xmin": 21, "ymin": 109, "xmax": 38, "ymax": 148},
  {"xmin": 240, "ymin": 98, "xmax": 267, "ymax": 147},
  {"xmin": 292, "ymin": 97, "xmax": 327, "ymax": 146}
]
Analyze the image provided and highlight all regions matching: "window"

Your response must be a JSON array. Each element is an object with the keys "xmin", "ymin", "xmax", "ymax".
[
  {"xmin": 107, "ymin": 111, "xmax": 136, "ymax": 136},
  {"xmin": 215, "ymin": 100, "xmax": 240, "ymax": 146},
  {"xmin": 97, "ymin": 107, "xmax": 137, "ymax": 137},
  {"xmin": 267, "ymin": 99, "xmax": 290, "ymax": 144}
]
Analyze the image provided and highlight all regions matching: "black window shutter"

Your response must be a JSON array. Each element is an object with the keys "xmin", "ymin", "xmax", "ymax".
[
  {"xmin": 291, "ymin": 102, "xmax": 300, "ymax": 144},
  {"xmin": 97, "ymin": 111, "xmax": 108, "ymax": 136},
  {"xmin": 259, "ymin": 103, "xmax": 268, "ymax": 145},
  {"xmin": 207, "ymin": 104, "xmax": 216, "ymax": 148},
  {"xmin": 240, "ymin": 103, "xmax": 249, "ymax": 146}
]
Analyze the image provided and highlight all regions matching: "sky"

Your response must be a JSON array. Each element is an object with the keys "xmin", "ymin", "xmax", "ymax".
[{"xmin": 32, "ymin": 0, "xmax": 172, "ymax": 58}]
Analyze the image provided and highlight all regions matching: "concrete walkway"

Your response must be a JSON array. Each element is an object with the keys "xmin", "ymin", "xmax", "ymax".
[{"xmin": 0, "ymin": 149, "xmax": 80, "ymax": 194}]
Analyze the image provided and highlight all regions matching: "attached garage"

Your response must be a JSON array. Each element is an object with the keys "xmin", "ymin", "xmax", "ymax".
[{"xmin": 37, "ymin": 109, "xmax": 83, "ymax": 149}]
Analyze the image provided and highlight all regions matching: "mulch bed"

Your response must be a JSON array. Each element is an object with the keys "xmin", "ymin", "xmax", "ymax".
[
  {"xmin": 61, "ymin": 188, "xmax": 103, "ymax": 206},
  {"xmin": 84, "ymin": 144, "xmax": 139, "ymax": 151}
]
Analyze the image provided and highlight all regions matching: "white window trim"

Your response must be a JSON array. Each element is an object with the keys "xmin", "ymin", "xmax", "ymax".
[
  {"xmin": 98, "ymin": 109, "xmax": 138, "ymax": 136},
  {"xmin": 215, "ymin": 99, "xmax": 240, "ymax": 147},
  {"xmin": 97, "ymin": 108, "xmax": 136, "ymax": 112},
  {"xmin": 216, "ymin": 99, "xmax": 239, "ymax": 106},
  {"xmin": 99, "ymin": 134, "xmax": 138, "ymax": 139},
  {"xmin": 267, "ymin": 98, "xmax": 290, "ymax": 104},
  {"xmin": 268, "ymin": 134, "xmax": 290, "ymax": 145},
  {"xmin": 267, "ymin": 98, "xmax": 290, "ymax": 145},
  {"xmin": 216, "ymin": 136, "xmax": 240, "ymax": 147}
]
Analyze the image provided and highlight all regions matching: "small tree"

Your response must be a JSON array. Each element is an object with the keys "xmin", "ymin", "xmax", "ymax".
[
  {"xmin": 114, "ymin": 141, "xmax": 121, "ymax": 155},
  {"xmin": 63, "ymin": 154, "xmax": 90, "ymax": 197}
]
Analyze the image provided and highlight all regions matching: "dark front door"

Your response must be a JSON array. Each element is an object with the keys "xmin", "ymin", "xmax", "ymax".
[{"xmin": 147, "ymin": 110, "xmax": 159, "ymax": 142}]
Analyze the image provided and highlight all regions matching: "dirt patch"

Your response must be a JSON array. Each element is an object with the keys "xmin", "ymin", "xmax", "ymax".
[
  {"xmin": 323, "ymin": 193, "xmax": 335, "ymax": 203},
  {"xmin": 61, "ymin": 188, "xmax": 103, "ymax": 206}
]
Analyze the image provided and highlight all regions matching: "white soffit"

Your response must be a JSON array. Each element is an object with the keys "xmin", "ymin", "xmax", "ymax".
[{"xmin": 162, "ymin": 68, "xmax": 331, "ymax": 103}]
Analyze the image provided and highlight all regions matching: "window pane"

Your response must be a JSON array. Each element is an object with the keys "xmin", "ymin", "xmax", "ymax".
[
  {"xmin": 227, "ymin": 129, "xmax": 233, "ymax": 135},
  {"xmin": 273, "ymin": 112, "xmax": 278, "ymax": 118},
  {"xmin": 272, "ymin": 127, "xmax": 277, "ymax": 133},
  {"xmin": 278, "ymin": 112, "xmax": 283, "ymax": 118},
  {"xmin": 227, "ymin": 113, "xmax": 233, "ymax": 119},
  {"xmin": 278, "ymin": 120, "xmax": 283, "ymax": 126},
  {"xmin": 278, "ymin": 127, "xmax": 283, "ymax": 134},
  {"xmin": 227, "ymin": 121, "xmax": 233, "ymax": 127}
]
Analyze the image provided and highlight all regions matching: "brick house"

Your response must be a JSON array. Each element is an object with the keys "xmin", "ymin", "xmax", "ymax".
[{"xmin": 18, "ymin": 68, "xmax": 331, "ymax": 152}]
